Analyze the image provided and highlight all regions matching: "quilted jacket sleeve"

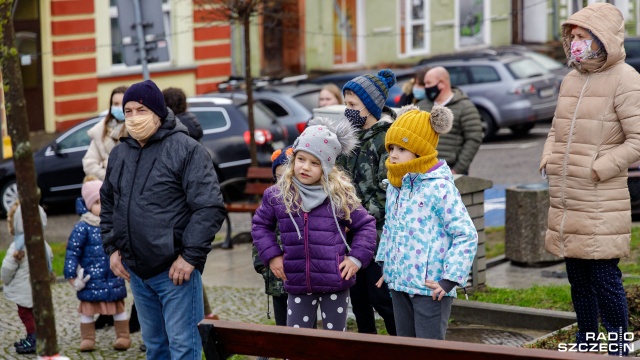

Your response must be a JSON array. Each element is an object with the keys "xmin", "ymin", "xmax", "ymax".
[
  {"xmin": 592, "ymin": 69, "xmax": 640, "ymax": 182},
  {"xmin": 344, "ymin": 206, "xmax": 377, "ymax": 268},
  {"xmin": 439, "ymin": 181, "xmax": 478, "ymax": 286},
  {"xmin": 64, "ymin": 223, "xmax": 86, "ymax": 279},
  {"xmin": 251, "ymin": 187, "xmax": 282, "ymax": 267}
]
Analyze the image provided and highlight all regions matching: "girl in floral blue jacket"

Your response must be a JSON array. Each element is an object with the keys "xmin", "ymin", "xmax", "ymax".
[
  {"xmin": 375, "ymin": 105, "xmax": 478, "ymax": 340},
  {"xmin": 64, "ymin": 178, "xmax": 130, "ymax": 352}
]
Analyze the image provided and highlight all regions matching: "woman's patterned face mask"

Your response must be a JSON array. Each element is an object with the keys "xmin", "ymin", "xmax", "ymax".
[{"xmin": 570, "ymin": 39, "xmax": 594, "ymax": 62}]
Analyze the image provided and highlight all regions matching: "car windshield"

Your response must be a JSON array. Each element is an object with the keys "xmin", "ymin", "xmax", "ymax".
[
  {"xmin": 506, "ymin": 58, "xmax": 546, "ymax": 79},
  {"xmin": 525, "ymin": 52, "xmax": 564, "ymax": 71},
  {"xmin": 56, "ymin": 119, "xmax": 99, "ymax": 150}
]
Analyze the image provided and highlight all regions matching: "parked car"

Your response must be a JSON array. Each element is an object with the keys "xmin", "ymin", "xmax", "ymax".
[
  {"xmin": 624, "ymin": 37, "xmax": 640, "ymax": 73},
  {"xmin": 417, "ymin": 46, "xmax": 570, "ymax": 84},
  {"xmin": 307, "ymin": 68, "xmax": 416, "ymax": 108},
  {"xmin": 207, "ymin": 89, "xmax": 313, "ymax": 144},
  {"xmin": 261, "ymin": 83, "xmax": 325, "ymax": 113},
  {"xmin": 0, "ymin": 97, "xmax": 287, "ymax": 214},
  {"xmin": 415, "ymin": 54, "xmax": 559, "ymax": 140}
]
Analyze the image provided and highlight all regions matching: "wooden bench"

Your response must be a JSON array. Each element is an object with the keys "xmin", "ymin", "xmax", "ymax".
[
  {"xmin": 198, "ymin": 319, "xmax": 604, "ymax": 360},
  {"xmin": 219, "ymin": 167, "xmax": 274, "ymax": 249}
]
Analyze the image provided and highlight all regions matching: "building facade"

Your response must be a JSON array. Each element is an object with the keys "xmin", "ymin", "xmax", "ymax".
[
  {"xmin": 17, "ymin": 0, "xmax": 640, "ymax": 134},
  {"xmin": 15, "ymin": 0, "xmax": 232, "ymax": 133}
]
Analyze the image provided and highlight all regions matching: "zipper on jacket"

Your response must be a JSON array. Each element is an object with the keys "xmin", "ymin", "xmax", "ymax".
[
  {"xmin": 127, "ymin": 147, "xmax": 143, "ymax": 269},
  {"xmin": 558, "ymin": 76, "xmax": 590, "ymax": 249},
  {"xmin": 304, "ymin": 212, "xmax": 311, "ymax": 293}
]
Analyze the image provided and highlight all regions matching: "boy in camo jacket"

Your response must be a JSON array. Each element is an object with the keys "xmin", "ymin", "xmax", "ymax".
[{"xmin": 336, "ymin": 69, "xmax": 397, "ymax": 336}]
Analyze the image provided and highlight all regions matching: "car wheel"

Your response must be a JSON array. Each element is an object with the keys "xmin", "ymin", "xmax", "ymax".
[
  {"xmin": 510, "ymin": 123, "xmax": 535, "ymax": 137},
  {"xmin": 478, "ymin": 109, "xmax": 497, "ymax": 142},
  {"xmin": 1, "ymin": 179, "xmax": 18, "ymax": 215}
]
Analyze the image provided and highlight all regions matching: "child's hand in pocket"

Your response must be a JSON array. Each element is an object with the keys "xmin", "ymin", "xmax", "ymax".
[
  {"xmin": 339, "ymin": 258, "xmax": 358, "ymax": 280},
  {"xmin": 375, "ymin": 276, "xmax": 385, "ymax": 288},
  {"xmin": 269, "ymin": 256, "xmax": 286, "ymax": 280}
]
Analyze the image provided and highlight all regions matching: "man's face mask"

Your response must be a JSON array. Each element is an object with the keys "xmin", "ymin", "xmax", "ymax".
[
  {"xmin": 125, "ymin": 113, "xmax": 159, "ymax": 141},
  {"xmin": 344, "ymin": 107, "xmax": 368, "ymax": 128},
  {"xmin": 424, "ymin": 82, "xmax": 441, "ymax": 102},
  {"xmin": 570, "ymin": 39, "xmax": 594, "ymax": 62}
]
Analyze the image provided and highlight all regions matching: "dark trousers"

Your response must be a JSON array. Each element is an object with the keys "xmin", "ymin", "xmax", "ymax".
[
  {"xmin": 272, "ymin": 294, "xmax": 288, "ymax": 327},
  {"xmin": 17, "ymin": 305, "xmax": 35, "ymax": 334},
  {"xmin": 565, "ymin": 258, "xmax": 628, "ymax": 356},
  {"xmin": 350, "ymin": 261, "xmax": 396, "ymax": 335}
]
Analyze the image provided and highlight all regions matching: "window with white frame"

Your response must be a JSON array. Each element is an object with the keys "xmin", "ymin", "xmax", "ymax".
[
  {"xmin": 109, "ymin": 0, "xmax": 172, "ymax": 67},
  {"xmin": 399, "ymin": 0, "xmax": 430, "ymax": 56},
  {"xmin": 457, "ymin": 0, "xmax": 488, "ymax": 48}
]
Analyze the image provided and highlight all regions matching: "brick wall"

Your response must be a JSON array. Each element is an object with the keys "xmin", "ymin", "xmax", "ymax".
[
  {"xmin": 50, "ymin": 0, "xmax": 98, "ymax": 132},
  {"xmin": 192, "ymin": 4, "xmax": 232, "ymax": 94}
]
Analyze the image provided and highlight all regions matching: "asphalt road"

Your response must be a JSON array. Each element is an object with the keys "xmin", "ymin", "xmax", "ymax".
[{"xmin": 470, "ymin": 121, "xmax": 550, "ymax": 186}]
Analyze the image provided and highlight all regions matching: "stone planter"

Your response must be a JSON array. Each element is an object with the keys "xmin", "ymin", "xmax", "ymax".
[{"xmin": 505, "ymin": 183, "xmax": 562, "ymax": 266}]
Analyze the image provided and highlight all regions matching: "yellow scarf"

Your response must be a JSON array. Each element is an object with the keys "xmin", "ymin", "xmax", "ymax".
[{"xmin": 385, "ymin": 154, "xmax": 438, "ymax": 188}]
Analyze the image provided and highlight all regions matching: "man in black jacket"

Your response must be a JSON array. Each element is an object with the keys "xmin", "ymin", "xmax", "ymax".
[{"xmin": 101, "ymin": 80, "xmax": 226, "ymax": 359}]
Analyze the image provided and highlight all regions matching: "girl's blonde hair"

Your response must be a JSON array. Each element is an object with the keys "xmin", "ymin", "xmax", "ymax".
[
  {"xmin": 277, "ymin": 151, "xmax": 361, "ymax": 222},
  {"xmin": 7, "ymin": 199, "xmax": 19, "ymax": 236},
  {"xmin": 7, "ymin": 200, "xmax": 24, "ymax": 260}
]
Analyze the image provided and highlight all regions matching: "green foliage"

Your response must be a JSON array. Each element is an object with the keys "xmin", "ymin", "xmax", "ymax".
[
  {"xmin": 463, "ymin": 284, "xmax": 574, "ymax": 311},
  {"xmin": 484, "ymin": 226, "xmax": 505, "ymax": 259}
]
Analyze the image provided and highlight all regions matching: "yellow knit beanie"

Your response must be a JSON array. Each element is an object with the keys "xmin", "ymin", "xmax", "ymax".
[{"xmin": 385, "ymin": 105, "xmax": 453, "ymax": 187}]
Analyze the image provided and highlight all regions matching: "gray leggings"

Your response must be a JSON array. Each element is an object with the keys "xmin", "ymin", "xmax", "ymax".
[
  {"xmin": 287, "ymin": 289, "xmax": 349, "ymax": 331},
  {"xmin": 390, "ymin": 289, "xmax": 453, "ymax": 340}
]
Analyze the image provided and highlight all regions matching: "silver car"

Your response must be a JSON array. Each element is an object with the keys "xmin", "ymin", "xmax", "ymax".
[{"xmin": 421, "ymin": 55, "xmax": 559, "ymax": 140}]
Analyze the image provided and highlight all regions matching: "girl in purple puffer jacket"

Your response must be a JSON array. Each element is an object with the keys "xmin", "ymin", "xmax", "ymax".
[{"xmin": 252, "ymin": 117, "xmax": 377, "ymax": 332}]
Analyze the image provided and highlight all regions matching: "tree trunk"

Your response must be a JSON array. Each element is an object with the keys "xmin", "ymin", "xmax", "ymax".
[
  {"xmin": 244, "ymin": 16, "xmax": 258, "ymax": 166},
  {"xmin": 0, "ymin": 2, "xmax": 59, "ymax": 356}
]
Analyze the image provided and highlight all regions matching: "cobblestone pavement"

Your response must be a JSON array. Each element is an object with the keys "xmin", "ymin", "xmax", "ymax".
[{"xmin": 0, "ymin": 282, "xmax": 266, "ymax": 359}]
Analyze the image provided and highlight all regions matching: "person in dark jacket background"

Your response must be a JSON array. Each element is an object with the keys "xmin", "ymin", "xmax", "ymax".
[
  {"xmin": 101, "ymin": 80, "xmax": 226, "ymax": 359},
  {"xmin": 416, "ymin": 66, "xmax": 482, "ymax": 175},
  {"xmin": 162, "ymin": 87, "xmax": 203, "ymax": 142}
]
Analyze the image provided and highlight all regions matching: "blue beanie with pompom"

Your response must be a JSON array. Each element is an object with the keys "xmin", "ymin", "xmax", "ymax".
[{"xmin": 342, "ymin": 69, "xmax": 396, "ymax": 120}]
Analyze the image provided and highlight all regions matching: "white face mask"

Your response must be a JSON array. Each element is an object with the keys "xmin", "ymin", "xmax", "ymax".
[{"xmin": 125, "ymin": 113, "xmax": 160, "ymax": 141}]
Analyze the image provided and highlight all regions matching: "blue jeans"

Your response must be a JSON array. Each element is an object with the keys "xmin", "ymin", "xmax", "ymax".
[{"xmin": 128, "ymin": 265, "xmax": 204, "ymax": 360}]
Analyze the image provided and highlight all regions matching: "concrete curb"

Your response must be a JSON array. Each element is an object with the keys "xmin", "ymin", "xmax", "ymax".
[{"xmin": 451, "ymin": 298, "xmax": 576, "ymax": 332}]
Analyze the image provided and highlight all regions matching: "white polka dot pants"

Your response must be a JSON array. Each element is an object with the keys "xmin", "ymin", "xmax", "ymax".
[
  {"xmin": 286, "ymin": 289, "xmax": 349, "ymax": 331},
  {"xmin": 565, "ymin": 258, "xmax": 628, "ymax": 356}
]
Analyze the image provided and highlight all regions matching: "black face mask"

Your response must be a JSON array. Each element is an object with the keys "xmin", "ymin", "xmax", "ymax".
[{"xmin": 424, "ymin": 83, "xmax": 441, "ymax": 102}]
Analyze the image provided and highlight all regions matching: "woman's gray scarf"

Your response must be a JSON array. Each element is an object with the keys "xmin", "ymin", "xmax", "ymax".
[{"xmin": 293, "ymin": 177, "xmax": 327, "ymax": 212}]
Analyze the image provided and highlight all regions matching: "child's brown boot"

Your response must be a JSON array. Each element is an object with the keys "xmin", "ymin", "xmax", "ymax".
[
  {"xmin": 80, "ymin": 322, "xmax": 95, "ymax": 351},
  {"xmin": 112, "ymin": 320, "xmax": 131, "ymax": 350}
]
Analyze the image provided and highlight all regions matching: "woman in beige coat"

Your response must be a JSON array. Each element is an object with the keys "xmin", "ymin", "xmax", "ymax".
[
  {"xmin": 82, "ymin": 86, "xmax": 128, "ymax": 180},
  {"xmin": 540, "ymin": 3, "xmax": 640, "ymax": 355}
]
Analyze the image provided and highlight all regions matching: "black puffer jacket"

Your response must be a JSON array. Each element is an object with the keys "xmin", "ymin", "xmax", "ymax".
[
  {"xmin": 177, "ymin": 111, "xmax": 203, "ymax": 142},
  {"xmin": 101, "ymin": 109, "xmax": 226, "ymax": 279}
]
